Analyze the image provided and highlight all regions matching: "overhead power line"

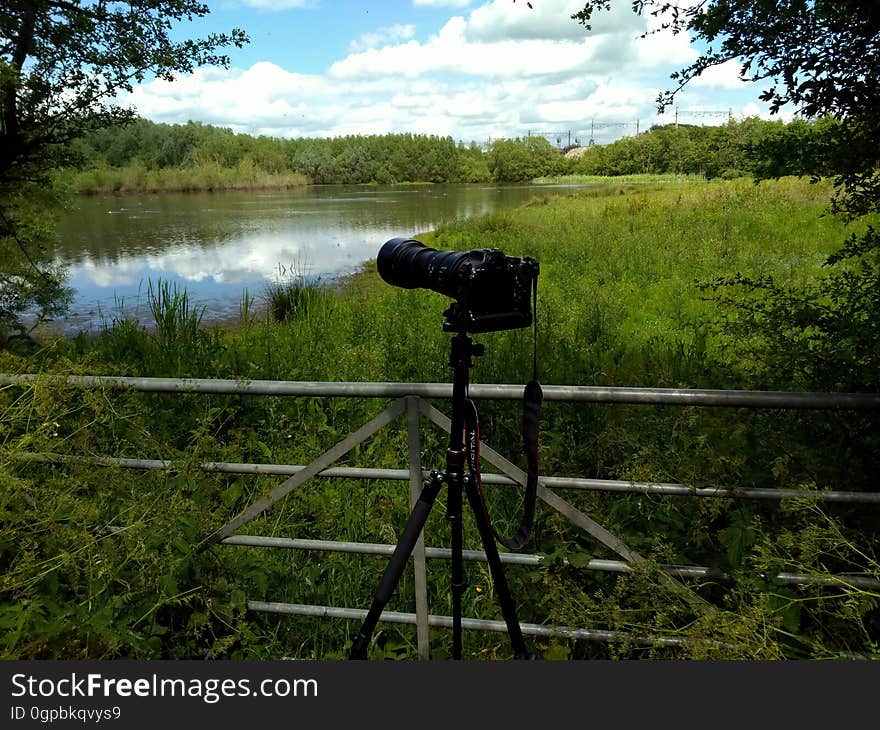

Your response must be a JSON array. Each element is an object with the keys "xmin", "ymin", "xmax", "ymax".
[{"xmin": 525, "ymin": 106, "xmax": 736, "ymax": 148}]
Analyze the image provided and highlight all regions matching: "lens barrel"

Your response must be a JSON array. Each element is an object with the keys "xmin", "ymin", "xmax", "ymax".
[{"xmin": 377, "ymin": 237, "xmax": 471, "ymax": 299}]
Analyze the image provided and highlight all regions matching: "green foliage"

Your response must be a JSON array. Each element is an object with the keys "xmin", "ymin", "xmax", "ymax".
[
  {"xmin": 486, "ymin": 137, "xmax": 564, "ymax": 182},
  {"xmin": 3, "ymin": 179, "xmax": 878, "ymax": 660},
  {"xmin": 264, "ymin": 266, "xmax": 329, "ymax": 324},
  {"xmin": 59, "ymin": 112, "xmax": 865, "ymax": 213},
  {"xmin": 571, "ymin": 9, "xmax": 880, "ymax": 622},
  {"xmin": 1, "ymin": 2, "xmax": 246, "ymax": 173},
  {"xmin": 65, "ymin": 116, "xmax": 851, "ymax": 194},
  {"xmin": 569, "ymin": 118, "xmax": 834, "ymax": 179},
  {"xmin": 0, "ymin": 366, "xmax": 261, "ymax": 658},
  {"xmin": 0, "ymin": 2, "xmax": 246, "ymax": 342},
  {"xmin": 146, "ymin": 281, "xmax": 213, "ymax": 377},
  {"xmin": 699, "ymin": 239, "xmax": 880, "ymax": 394},
  {"xmin": 0, "ymin": 182, "xmax": 72, "ymax": 345},
  {"xmin": 571, "ymin": 3, "xmax": 880, "ymax": 385},
  {"xmin": 571, "ymin": 1, "xmax": 880, "ymax": 406},
  {"xmin": 69, "ymin": 122, "xmax": 497, "ymax": 189}
]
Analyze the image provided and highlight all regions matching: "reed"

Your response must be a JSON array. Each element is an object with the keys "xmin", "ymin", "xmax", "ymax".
[{"xmin": 67, "ymin": 161, "xmax": 310, "ymax": 195}]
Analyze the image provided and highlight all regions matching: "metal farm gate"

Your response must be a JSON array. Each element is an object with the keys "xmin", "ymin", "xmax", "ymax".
[{"xmin": 4, "ymin": 374, "xmax": 879, "ymax": 659}]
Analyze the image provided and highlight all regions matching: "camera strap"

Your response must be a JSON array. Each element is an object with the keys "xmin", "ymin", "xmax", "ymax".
[
  {"xmin": 466, "ymin": 384, "xmax": 541, "ymax": 551},
  {"xmin": 467, "ymin": 275, "xmax": 542, "ymax": 552}
]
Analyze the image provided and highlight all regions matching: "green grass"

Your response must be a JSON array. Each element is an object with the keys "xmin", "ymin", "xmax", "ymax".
[
  {"xmin": 344, "ymin": 176, "xmax": 847, "ymax": 387},
  {"xmin": 532, "ymin": 172, "xmax": 705, "ymax": 185},
  {"xmin": 62, "ymin": 159, "xmax": 310, "ymax": 195},
  {"xmin": 2, "ymin": 176, "xmax": 877, "ymax": 661}
]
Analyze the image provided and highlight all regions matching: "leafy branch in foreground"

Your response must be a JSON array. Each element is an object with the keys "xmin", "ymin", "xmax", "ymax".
[{"xmin": 0, "ymin": 1, "xmax": 248, "ymax": 341}]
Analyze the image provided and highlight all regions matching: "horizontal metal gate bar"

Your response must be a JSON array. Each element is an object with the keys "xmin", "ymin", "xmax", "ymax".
[
  {"xmin": 2, "ymin": 374, "xmax": 879, "ymax": 409},
  {"xmin": 20, "ymin": 453, "xmax": 878, "ymax": 503},
  {"xmin": 221, "ymin": 535, "xmax": 880, "ymax": 590},
  {"xmin": 246, "ymin": 601, "xmax": 732, "ymax": 650}
]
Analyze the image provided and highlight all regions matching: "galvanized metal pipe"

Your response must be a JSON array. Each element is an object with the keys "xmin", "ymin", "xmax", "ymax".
[
  {"xmin": 18, "ymin": 453, "xmax": 410, "ymax": 481},
  {"xmin": 2, "ymin": 373, "xmax": 878, "ymax": 409},
  {"xmin": 536, "ymin": 476, "xmax": 880, "ymax": 503},
  {"xmin": 221, "ymin": 535, "xmax": 880, "ymax": 590},
  {"xmin": 246, "ymin": 600, "xmax": 717, "ymax": 649},
  {"xmin": 21, "ymin": 452, "xmax": 879, "ymax": 503},
  {"xmin": 406, "ymin": 396, "xmax": 430, "ymax": 660}
]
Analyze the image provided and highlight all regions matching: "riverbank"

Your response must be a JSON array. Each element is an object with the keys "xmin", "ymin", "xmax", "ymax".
[
  {"xmin": 4, "ymin": 176, "xmax": 876, "ymax": 661},
  {"xmin": 61, "ymin": 160, "xmax": 311, "ymax": 194},
  {"xmin": 531, "ymin": 172, "xmax": 705, "ymax": 185},
  {"xmin": 63, "ymin": 162, "xmax": 706, "ymax": 196}
]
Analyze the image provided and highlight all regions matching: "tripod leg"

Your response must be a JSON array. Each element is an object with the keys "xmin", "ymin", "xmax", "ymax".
[
  {"xmin": 350, "ymin": 472, "xmax": 443, "ymax": 660},
  {"xmin": 463, "ymin": 476, "xmax": 531, "ymax": 659},
  {"xmin": 448, "ymin": 474, "xmax": 464, "ymax": 659}
]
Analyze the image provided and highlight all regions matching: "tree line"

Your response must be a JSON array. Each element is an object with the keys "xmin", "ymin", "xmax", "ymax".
[
  {"xmin": 70, "ymin": 116, "xmax": 841, "ymax": 186},
  {"xmin": 570, "ymin": 116, "xmax": 845, "ymax": 179},
  {"xmin": 73, "ymin": 121, "xmax": 492, "ymax": 185}
]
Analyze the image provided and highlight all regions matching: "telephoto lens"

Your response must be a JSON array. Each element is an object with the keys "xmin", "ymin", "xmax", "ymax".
[
  {"xmin": 376, "ymin": 237, "xmax": 473, "ymax": 299},
  {"xmin": 376, "ymin": 236, "xmax": 538, "ymax": 333}
]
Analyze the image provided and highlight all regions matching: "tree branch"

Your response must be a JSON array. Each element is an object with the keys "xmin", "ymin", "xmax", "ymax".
[{"xmin": 0, "ymin": 207, "xmax": 55, "ymax": 286}]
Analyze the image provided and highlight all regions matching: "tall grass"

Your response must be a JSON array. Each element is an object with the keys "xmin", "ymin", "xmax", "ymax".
[
  {"xmin": 66, "ymin": 160, "xmax": 310, "ymax": 195},
  {"xmin": 532, "ymin": 172, "xmax": 705, "ymax": 185},
  {"xmin": 145, "ymin": 280, "xmax": 207, "ymax": 376},
  {"xmin": 4, "ymin": 177, "xmax": 877, "ymax": 661},
  {"xmin": 262, "ymin": 264, "xmax": 329, "ymax": 324}
]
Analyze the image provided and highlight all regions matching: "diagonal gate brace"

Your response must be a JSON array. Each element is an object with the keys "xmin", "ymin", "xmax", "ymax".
[
  {"xmin": 418, "ymin": 399, "xmax": 711, "ymax": 613},
  {"xmin": 417, "ymin": 400, "xmax": 637, "ymax": 561},
  {"xmin": 201, "ymin": 398, "xmax": 407, "ymax": 547}
]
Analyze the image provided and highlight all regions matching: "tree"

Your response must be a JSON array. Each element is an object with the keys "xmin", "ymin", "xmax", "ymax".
[
  {"xmin": 574, "ymin": 1, "xmax": 880, "ymax": 213},
  {"xmin": 573, "ymin": 1, "xmax": 880, "ymax": 391},
  {"xmin": 487, "ymin": 136, "xmax": 562, "ymax": 182},
  {"xmin": 0, "ymin": 1, "xmax": 247, "ymax": 341}
]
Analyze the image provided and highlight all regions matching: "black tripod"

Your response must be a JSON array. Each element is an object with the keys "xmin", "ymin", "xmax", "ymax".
[{"xmin": 350, "ymin": 328, "xmax": 530, "ymax": 660}]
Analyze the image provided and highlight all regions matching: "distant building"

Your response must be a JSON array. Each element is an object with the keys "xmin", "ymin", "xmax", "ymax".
[{"xmin": 564, "ymin": 146, "xmax": 590, "ymax": 159}]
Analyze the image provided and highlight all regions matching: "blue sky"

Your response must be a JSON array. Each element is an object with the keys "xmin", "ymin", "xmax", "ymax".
[{"xmin": 131, "ymin": 0, "xmax": 781, "ymax": 144}]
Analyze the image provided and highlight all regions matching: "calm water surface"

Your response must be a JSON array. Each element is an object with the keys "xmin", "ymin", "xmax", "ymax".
[{"xmin": 55, "ymin": 183, "xmax": 578, "ymax": 333}]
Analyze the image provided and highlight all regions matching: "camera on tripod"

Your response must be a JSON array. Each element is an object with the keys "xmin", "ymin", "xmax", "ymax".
[
  {"xmin": 350, "ymin": 236, "xmax": 542, "ymax": 660},
  {"xmin": 376, "ymin": 237, "xmax": 539, "ymax": 333}
]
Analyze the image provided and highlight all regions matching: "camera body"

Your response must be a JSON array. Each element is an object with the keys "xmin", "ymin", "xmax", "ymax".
[
  {"xmin": 443, "ymin": 247, "xmax": 538, "ymax": 333},
  {"xmin": 377, "ymin": 237, "xmax": 539, "ymax": 333}
]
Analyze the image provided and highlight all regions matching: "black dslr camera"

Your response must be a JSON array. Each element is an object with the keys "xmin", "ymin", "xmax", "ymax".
[{"xmin": 376, "ymin": 237, "xmax": 539, "ymax": 333}]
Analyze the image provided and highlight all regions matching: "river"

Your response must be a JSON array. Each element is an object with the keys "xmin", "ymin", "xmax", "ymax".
[{"xmin": 53, "ymin": 183, "xmax": 578, "ymax": 333}]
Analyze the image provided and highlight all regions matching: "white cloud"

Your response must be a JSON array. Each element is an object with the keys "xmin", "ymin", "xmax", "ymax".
[
  {"xmin": 328, "ymin": 1, "xmax": 694, "ymax": 82},
  {"xmin": 124, "ymin": 1, "xmax": 771, "ymax": 144},
  {"xmin": 690, "ymin": 59, "xmax": 751, "ymax": 89},
  {"xmin": 350, "ymin": 24, "xmax": 416, "ymax": 52},
  {"xmin": 465, "ymin": 0, "xmax": 640, "ymax": 42}
]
